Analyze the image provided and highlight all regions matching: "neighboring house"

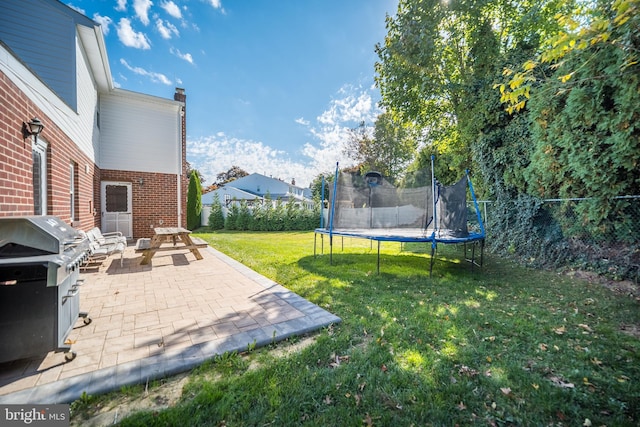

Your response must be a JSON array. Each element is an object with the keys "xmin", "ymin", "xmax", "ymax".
[
  {"xmin": 0, "ymin": 0, "xmax": 187, "ymax": 239},
  {"xmin": 202, "ymin": 173, "xmax": 313, "ymax": 209},
  {"xmin": 200, "ymin": 173, "xmax": 314, "ymax": 225}
]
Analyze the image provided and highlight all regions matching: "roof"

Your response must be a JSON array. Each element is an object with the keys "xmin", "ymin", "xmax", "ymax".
[{"xmin": 201, "ymin": 173, "xmax": 312, "ymax": 205}]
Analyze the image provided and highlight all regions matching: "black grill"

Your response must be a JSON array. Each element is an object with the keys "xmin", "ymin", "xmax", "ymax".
[{"xmin": 0, "ymin": 216, "xmax": 92, "ymax": 363}]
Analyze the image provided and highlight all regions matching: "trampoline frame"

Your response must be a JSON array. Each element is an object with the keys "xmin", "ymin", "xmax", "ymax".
[{"xmin": 314, "ymin": 157, "xmax": 486, "ymax": 276}]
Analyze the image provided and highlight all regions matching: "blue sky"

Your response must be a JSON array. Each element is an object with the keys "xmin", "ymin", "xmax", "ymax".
[{"xmin": 67, "ymin": 0, "xmax": 398, "ymax": 187}]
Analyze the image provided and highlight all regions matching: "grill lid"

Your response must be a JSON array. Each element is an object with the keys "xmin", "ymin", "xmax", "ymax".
[{"xmin": 0, "ymin": 216, "xmax": 83, "ymax": 257}]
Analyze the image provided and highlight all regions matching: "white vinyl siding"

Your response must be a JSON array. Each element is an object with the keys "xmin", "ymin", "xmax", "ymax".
[
  {"xmin": 99, "ymin": 91, "xmax": 181, "ymax": 174},
  {"xmin": 0, "ymin": 31, "xmax": 98, "ymax": 165},
  {"xmin": 75, "ymin": 39, "xmax": 100, "ymax": 160}
]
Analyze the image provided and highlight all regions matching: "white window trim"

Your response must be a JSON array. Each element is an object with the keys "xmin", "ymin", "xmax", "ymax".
[{"xmin": 32, "ymin": 137, "xmax": 47, "ymax": 215}]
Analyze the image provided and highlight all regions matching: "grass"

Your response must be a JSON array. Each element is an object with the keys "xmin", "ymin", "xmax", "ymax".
[{"xmin": 76, "ymin": 231, "xmax": 640, "ymax": 426}]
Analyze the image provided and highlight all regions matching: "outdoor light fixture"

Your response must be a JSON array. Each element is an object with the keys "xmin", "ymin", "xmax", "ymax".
[{"xmin": 22, "ymin": 117, "xmax": 44, "ymax": 140}]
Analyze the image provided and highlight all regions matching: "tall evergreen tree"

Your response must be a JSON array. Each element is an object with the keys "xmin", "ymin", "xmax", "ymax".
[{"xmin": 187, "ymin": 171, "xmax": 202, "ymax": 230}]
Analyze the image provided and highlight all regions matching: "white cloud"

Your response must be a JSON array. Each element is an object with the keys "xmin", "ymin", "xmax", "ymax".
[
  {"xmin": 317, "ymin": 87, "xmax": 375, "ymax": 126},
  {"xmin": 187, "ymin": 133, "xmax": 315, "ymax": 186},
  {"xmin": 160, "ymin": 1, "xmax": 182, "ymax": 19},
  {"xmin": 66, "ymin": 3, "xmax": 85, "ymax": 15},
  {"xmin": 134, "ymin": 0, "xmax": 153, "ymax": 26},
  {"xmin": 156, "ymin": 19, "xmax": 179, "ymax": 39},
  {"xmin": 116, "ymin": 0, "xmax": 127, "ymax": 12},
  {"xmin": 117, "ymin": 18, "xmax": 151, "ymax": 49},
  {"xmin": 170, "ymin": 48, "xmax": 194, "ymax": 64},
  {"xmin": 208, "ymin": 0, "xmax": 223, "ymax": 9},
  {"xmin": 187, "ymin": 85, "xmax": 381, "ymax": 188},
  {"xmin": 93, "ymin": 14, "xmax": 113, "ymax": 36},
  {"xmin": 120, "ymin": 59, "xmax": 172, "ymax": 85}
]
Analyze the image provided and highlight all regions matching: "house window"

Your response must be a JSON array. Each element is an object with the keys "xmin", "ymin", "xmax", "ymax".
[
  {"xmin": 70, "ymin": 162, "xmax": 79, "ymax": 222},
  {"xmin": 105, "ymin": 185, "xmax": 128, "ymax": 212},
  {"xmin": 32, "ymin": 138, "xmax": 47, "ymax": 215}
]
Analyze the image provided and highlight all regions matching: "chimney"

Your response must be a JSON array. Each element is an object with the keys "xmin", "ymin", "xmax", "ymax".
[{"xmin": 174, "ymin": 87, "xmax": 186, "ymax": 102}]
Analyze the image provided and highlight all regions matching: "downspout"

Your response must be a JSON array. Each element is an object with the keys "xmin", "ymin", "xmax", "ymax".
[{"xmin": 174, "ymin": 88, "xmax": 187, "ymax": 227}]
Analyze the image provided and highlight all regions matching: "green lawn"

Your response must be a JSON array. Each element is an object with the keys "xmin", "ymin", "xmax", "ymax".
[{"xmin": 78, "ymin": 231, "xmax": 640, "ymax": 426}]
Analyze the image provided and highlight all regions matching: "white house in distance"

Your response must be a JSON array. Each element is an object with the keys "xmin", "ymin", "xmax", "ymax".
[{"xmin": 201, "ymin": 173, "xmax": 313, "ymax": 224}]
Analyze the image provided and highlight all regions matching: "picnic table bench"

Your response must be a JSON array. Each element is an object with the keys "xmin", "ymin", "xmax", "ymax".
[{"xmin": 135, "ymin": 227, "xmax": 208, "ymax": 265}]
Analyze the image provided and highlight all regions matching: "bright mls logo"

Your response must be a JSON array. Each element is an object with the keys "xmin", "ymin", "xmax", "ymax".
[{"xmin": 1, "ymin": 405, "xmax": 69, "ymax": 426}]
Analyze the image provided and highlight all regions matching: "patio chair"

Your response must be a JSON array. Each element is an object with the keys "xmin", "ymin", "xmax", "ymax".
[
  {"xmin": 82, "ymin": 229, "xmax": 126, "ymax": 268},
  {"xmin": 87, "ymin": 227, "xmax": 127, "ymax": 246}
]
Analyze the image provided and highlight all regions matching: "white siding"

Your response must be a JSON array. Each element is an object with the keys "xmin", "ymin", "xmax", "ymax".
[
  {"xmin": 75, "ymin": 39, "xmax": 100, "ymax": 161},
  {"xmin": 0, "ymin": 41, "xmax": 98, "ymax": 163},
  {"xmin": 99, "ymin": 91, "xmax": 181, "ymax": 173}
]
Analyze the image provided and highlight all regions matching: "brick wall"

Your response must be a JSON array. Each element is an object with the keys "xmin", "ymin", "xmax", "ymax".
[
  {"xmin": 2, "ymin": 71, "xmax": 186, "ymax": 239},
  {"xmin": 0, "ymin": 70, "xmax": 99, "ymax": 229},
  {"xmin": 100, "ymin": 169, "xmax": 180, "ymax": 238}
]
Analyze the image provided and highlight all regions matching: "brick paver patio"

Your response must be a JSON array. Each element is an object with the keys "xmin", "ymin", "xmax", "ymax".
[{"xmin": 0, "ymin": 244, "xmax": 340, "ymax": 404}]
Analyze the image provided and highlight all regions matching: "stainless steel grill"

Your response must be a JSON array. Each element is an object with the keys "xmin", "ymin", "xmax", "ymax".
[{"xmin": 0, "ymin": 216, "xmax": 92, "ymax": 363}]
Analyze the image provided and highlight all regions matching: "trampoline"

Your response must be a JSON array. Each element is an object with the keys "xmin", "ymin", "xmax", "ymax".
[{"xmin": 314, "ymin": 156, "xmax": 486, "ymax": 275}]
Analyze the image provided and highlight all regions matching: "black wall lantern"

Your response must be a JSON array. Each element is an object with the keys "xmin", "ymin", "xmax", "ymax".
[{"xmin": 22, "ymin": 117, "xmax": 45, "ymax": 140}]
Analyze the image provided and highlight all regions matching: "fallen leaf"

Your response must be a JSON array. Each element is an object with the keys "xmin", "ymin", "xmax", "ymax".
[
  {"xmin": 458, "ymin": 365, "xmax": 479, "ymax": 377},
  {"xmin": 554, "ymin": 326, "xmax": 566, "ymax": 335},
  {"xmin": 457, "ymin": 401, "xmax": 467, "ymax": 410},
  {"xmin": 355, "ymin": 394, "xmax": 362, "ymax": 406},
  {"xmin": 539, "ymin": 343, "xmax": 548, "ymax": 351},
  {"xmin": 363, "ymin": 413, "xmax": 373, "ymax": 427},
  {"xmin": 591, "ymin": 357, "xmax": 603, "ymax": 366},
  {"xmin": 583, "ymin": 418, "xmax": 592, "ymax": 426},
  {"xmin": 532, "ymin": 383, "xmax": 539, "ymax": 390},
  {"xmin": 549, "ymin": 376, "xmax": 575, "ymax": 388},
  {"xmin": 578, "ymin": 324, "xmax": 593, "ymax": 333},
  {"xmin": 381, "ymin": 364, "xmax": 388, "ymax": 373},
  {"xmin": 500, "ymin": 387, "xmax": 512, "ymax": 396},
  {"xmin": 324, "ymin": 395, "xmax": 332, "ymax": 405}
]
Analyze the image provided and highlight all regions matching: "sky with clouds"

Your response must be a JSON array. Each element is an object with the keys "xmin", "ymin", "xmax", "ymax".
[{"xmin": 67, "ymin": 0, "xmax": 398, "ymax": 187}]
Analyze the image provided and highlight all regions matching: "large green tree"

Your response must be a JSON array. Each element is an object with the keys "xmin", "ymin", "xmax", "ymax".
[
  {"xmin": 375, "ymin": 0, "xmax": 572, "ymax": 180},
  {"xmin": 343, "ymin": 113, "xmax": 418, "ymax": 184}
]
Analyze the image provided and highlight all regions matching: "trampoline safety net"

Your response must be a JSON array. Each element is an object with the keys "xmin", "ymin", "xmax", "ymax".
[{"xmin": 327, "ymin": 168, "xmax": 481, "ymax": 240}]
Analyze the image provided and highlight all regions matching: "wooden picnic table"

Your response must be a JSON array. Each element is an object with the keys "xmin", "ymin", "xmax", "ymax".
[{"xmin": 136, "ymin": 227, "xmax": 208, "ymax": 265}]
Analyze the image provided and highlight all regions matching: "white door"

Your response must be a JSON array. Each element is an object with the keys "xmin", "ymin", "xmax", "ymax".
[{"xmin": 101, "ymin": 181, "xmax": 133, "ymax": 238}]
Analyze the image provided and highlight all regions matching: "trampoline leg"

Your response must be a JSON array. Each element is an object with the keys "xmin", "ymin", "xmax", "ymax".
[
  {"xmin": 314, "ymin": 233, "xmax": 317, "ymax": 257},
  {"xmin": 480, "ymin": 239, "xmax": 485, "ymax": 267},
  {"xmin": 377, "ymin": 241, "xmax": 381, "ymax": 275},
  {"xmin": 429, "ymin": 242, "xmax": 436, "ymax": 278},
  {"xmin": 471, "ymin": 242, "xmax": 476, "ymax": 271},
  {"xmin": 330, "ymin": 235, "xmax": 333, "ymax": 266}
]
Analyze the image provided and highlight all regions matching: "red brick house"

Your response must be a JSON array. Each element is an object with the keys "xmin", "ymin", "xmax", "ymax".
[{"xmin": 0, "ymin": 0, "xmax": 187, "ymax": 239}]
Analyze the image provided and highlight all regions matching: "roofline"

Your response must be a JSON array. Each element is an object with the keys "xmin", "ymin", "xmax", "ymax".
[{"xmin": 109, "ymin": 87, "xmax": 183, "ymax": 109}]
